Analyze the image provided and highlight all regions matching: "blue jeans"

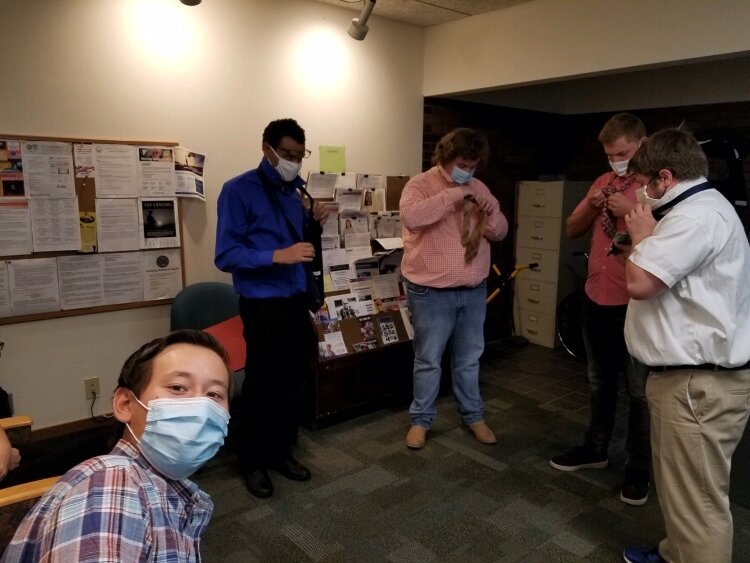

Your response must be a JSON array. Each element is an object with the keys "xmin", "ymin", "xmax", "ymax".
[{"xmin": 406, "ymin": 280, "xmax": 487, "ymax": 428}]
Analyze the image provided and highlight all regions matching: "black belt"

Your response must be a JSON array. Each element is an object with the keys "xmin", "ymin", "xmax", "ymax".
[{"xmin": 651, "ymin": 362, "xmax": 750, "ymax": 372}]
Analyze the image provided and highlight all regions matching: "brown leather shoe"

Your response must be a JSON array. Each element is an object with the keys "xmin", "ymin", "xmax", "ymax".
[
  {"xmin": 462, "ymin": 421, "xmax": 497, "ymax": 445},
  {"xmin": 406, "ymin": 425, "xmax": 428, "ymax": 449}
]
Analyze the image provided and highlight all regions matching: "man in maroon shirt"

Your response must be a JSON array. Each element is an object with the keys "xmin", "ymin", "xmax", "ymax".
[{"xmin": 549, "ymin": 113, "xmax": 651, "ymax": 507}]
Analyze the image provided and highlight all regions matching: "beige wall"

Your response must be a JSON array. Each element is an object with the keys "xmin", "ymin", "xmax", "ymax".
[
  {"xmin": 0, "ymin": 0, "xmax": 424, "ymax": 428},
  {"xmin": 423, "ymin": 0, "xmax": 750, "ymax": 97}
]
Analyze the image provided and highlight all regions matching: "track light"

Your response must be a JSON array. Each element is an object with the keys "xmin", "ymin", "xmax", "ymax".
[
  {"xmin": 179, "ymin": 0, "xmax": 201, "ymax": 5},
  {"xmin": 348, "ymin": 0, "xmax": 376, "ymax": 41}
]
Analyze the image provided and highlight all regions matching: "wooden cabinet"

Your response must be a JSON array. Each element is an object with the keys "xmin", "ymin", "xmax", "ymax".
[
  {"xmin": 513, "ymin": 180, "xmax": 590, "ymax": 348},
  {"xmin": 305, "ymin": 341, "xmax": 414, "ymax": 428}
]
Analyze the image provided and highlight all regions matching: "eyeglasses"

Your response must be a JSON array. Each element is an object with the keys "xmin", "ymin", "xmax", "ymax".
[{"xmin": 275, "ymin": 146, "xmax": 311, "ymax": 162}]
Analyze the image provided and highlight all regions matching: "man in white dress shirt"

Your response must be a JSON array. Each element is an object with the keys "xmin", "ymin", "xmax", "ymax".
[{"xmin": 621, "ymin": 128, "xmax": 750, "ymax": 563}]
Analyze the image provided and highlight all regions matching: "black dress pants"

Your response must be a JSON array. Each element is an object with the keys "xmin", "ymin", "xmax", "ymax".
[
  {"xmin": 580, "ymin": 294, "xmax": 651, "ymax": 471},
  {"xmin": 238, "ymin": 294, "xmax": 315, "ymax": 473}
]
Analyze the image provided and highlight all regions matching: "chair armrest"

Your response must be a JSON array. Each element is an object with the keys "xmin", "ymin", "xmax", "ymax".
[
  {"xmin": 0, "ymin": 416, "xmax": 32, "ymax": 431},
  {"xmin": 0, "ymin": 476, "xmax": 59, "ymax": 508},
  {"xmin": 0, "ymin": 416, "xmax": 33, "ymax": 445}
]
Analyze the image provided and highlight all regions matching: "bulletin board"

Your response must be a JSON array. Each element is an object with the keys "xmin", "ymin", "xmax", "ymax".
[{"xmin": 0, "ymin": 134, "xmax": 189, "ymax": 326}]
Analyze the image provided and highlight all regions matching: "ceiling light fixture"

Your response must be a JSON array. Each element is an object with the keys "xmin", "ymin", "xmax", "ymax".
[
  {"xmin": 179, "ymin": 0, "xmax": 201, "ymax": 6},
  {"xmin": 348, "ymin": 0, "xmax": 376, "ymax": 41}
]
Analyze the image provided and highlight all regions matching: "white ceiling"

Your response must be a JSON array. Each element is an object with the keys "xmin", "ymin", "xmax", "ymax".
[{"xmin": 307, "ymin": 0, "xmax": 534, "ymax": 27}]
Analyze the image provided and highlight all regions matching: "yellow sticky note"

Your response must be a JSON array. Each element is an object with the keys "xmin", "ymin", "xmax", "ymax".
[{"xmin": 319, "ymin": 146, "xmax": 345, "ymax": 173}]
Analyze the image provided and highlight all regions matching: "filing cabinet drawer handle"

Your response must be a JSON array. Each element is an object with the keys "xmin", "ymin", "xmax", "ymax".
[
  {"xmin": 531, "ymin": 235, "xmax": 543, "ymax": 240},
  {"xmin": 527, "ymin": 298, "xmax": 540, "ymax": 304},
  {"xmin": 533, "ymin": 203, "xmax": 545, "ymax": 208},
  {"xmin": 526, "ymin": 329, "xmax": 539, "ymax": 335}
]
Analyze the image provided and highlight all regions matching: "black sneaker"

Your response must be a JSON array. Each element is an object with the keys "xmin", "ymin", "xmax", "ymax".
[
  {"xmin": 620, "ymin": 467, "xmax": 649, "ymax": 506},
  {"xmin": 550, "ymin": 445, "xmax": 608, "ymax": 471}
]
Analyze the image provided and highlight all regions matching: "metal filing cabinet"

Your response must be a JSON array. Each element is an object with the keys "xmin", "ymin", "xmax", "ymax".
[{"xmin": 513, "ymin": 180, "xmax": 590, "ymax": 348}]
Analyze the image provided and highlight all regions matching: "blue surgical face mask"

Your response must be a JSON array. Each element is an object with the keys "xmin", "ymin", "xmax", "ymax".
[
  {"xmin": 450, "ymin": 165, "xmax": 474, "ymax": 185},
  {"xmin": 127, "ymin": 394, "xmax": 230, "ymax": 480}
]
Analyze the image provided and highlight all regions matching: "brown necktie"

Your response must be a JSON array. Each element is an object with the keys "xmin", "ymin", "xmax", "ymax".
[{"xmin": 462, "ymin": 199, "xmax": 487, "ymax": 263}]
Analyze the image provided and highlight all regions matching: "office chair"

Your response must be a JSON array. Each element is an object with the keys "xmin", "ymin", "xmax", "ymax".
[{"xmin": 170, "ymin": 282, "xmax": 245, "ymax": 446}]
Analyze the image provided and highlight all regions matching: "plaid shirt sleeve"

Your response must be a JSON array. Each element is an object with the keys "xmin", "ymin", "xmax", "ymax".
[{"xmin": 3, "ymin": 460, "xmax": 152, "ymax": 563}]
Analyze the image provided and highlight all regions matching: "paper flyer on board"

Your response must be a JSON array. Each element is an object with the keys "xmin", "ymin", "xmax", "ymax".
[
  {"xmin": 103, "ymin": 252, "xmax": 144, "ymax": 305},
  {"xmin": 174, "ymin": 147, "xmax": 206, "ymax": 201},
  {"xmin": 143, "ymin": 248, "xmax": 182, "ymax": 300},
  {"xmin": 30, "ymin": 198, "xmax": 81, "ymax": 252},
  {"xmin": 0, "ymin": 198, "xmax": 33, "ymax": 256},
  {"xmin": 95, "ymin": 198, "xmax": 140, "ymax": 252},
  {"xmin": 8, "ymin": 257, "xmax": 60, "ymax": 315},
  {"xmin": 94, "ymin": 144, "xmax": 138, "ymax": 198},
  {"xmin": 139, "ymin": 198, "xmax": 180, "ymax": 249},
  {"xmin": 57, "ymin": 254, "xmax": 104, "ymax": 310},
  {"xmin": 21, "ymin": 140, "xmax": 75, "ymax": 199},
  {"xmin": 0, "ymin": 140, "xmax": 25, "ymax": 197},
  {"xmin": 138, "ymin": 146, "xmax": 176, "ymax": 197}
]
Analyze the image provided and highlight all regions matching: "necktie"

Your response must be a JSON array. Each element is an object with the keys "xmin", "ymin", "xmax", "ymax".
[
  {"xmin": 601, "ymin": 174, "xmax": 635, "ymax": 238},
  {"xmin": 462, "ymin": 199, "xmax": 487, "ymax": 263}
]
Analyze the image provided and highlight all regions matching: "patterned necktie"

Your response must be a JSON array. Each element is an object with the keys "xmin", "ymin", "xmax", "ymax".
[{"xmin": 601, "ymin": 174, "xmax": 635, "ymax": 238}]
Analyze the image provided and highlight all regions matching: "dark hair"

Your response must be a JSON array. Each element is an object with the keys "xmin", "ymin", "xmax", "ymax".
[
  {"xmin": 117, "ymin": 329, "xmax": 234, "ymax": 399},
  {"xmin": 432, "ymin": 128, "xmax": 489, "ymax": 166},
  {"xmin": 598, "ymin": 113, "xmax": 646, "ymax": 144},
  {"xmin": 629, "ymin": 128, "xmax": 708, "ymax": 180},
  {"xmin": 262, "ymin": 118, "xmax": 306, "ymax": 148}
]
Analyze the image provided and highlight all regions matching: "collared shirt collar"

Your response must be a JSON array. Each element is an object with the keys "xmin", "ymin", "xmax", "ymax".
[{"xmin": 650, "ymin": 176, "xmax": 708, "ymax": 212}]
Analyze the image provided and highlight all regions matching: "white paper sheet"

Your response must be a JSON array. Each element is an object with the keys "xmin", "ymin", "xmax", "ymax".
[
  {"xmin": 8, "ymin": 257, "xmax": 60, "ymax": 315},
  {"xmin": 322, "ymin": 248, "xmax": 347, "ymax": 275},
  {"xmin": 138, "ymin": 146, "xmax": 176, "ymax": 197},
  {"xmin": 306, "ymin": 173, "xmax": 338, "ymax": 200},
  {"xmin": 143, "ymin": 248, "xmax": 182, "ymax": 300},
  {"xmin": 21, "ymin": 141, "xmax": 75, "ymax": 199},
  {"xmin": 174, "ymin": 147, "xmax": 206, "ymax": 201},
  {"xmin": 94, "ymin": 144, "xmax": 138, "ymax": 198},
  {"xmin": 334, "ymin": 173, "xmax": 357, "ymax": 191},
  {"xmin": 320, "ymin": 202, "xmax": 340, "ymax": 238},
  {"xmin": 57, "ymin": 254, "xmax": 104, "ymax": 310},
  {"xmin": 103, "ymin": 252, "xmax": 144, "ymax": 305},
  {"xmin": 30, "ymin": 198, "xmax": 81, "ymax": 252},
  {"xmin": 73, "ymin": 143, "xmax": 96, "ymax": 178},
  {"xmin": 96, "ymin": 198, "xmax": 140, "ymax": 252},
  {"xmin": 0, "ymin": 198, "xmax": 33, "ymax": 256},
  {"xmin": 334, "ymin": 187, "xmax": 363, "ymax": 211},
  {"xmin": 329, "ymin": 263, "xmax": 351, "ymax": 290}
]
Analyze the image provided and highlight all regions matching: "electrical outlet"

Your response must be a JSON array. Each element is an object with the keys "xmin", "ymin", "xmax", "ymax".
[{"xmin": 84, "ymin": 377, "xmax": 100, "ymax": 400}]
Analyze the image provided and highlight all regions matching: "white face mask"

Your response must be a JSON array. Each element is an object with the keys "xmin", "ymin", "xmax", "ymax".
[
  {"xmin": 270, "ymin": 147, "xmax": 302, "ymax": 182},
  {"xmin": 636, "ymin": 184, "xmax": 662, "ymax": 208},
  {"xmin": 609, "ymin": 159, "xmax": 630, "ymax": 177}
]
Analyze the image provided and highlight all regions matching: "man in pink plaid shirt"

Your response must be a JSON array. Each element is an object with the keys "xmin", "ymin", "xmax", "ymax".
[{"xmin": 400, "ymin": 128, "xmax": 508, "ymax": 450}]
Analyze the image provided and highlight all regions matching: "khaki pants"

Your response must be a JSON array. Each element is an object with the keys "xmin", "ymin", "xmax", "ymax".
[{"xmin": 647, "ymin": 368, "xmax": 750, "ymax": 563}]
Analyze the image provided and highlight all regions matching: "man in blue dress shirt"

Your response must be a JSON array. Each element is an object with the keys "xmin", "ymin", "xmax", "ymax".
[{"xmin": 215, "ymin": 118, "xmax": 327, "ymax": 498}]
